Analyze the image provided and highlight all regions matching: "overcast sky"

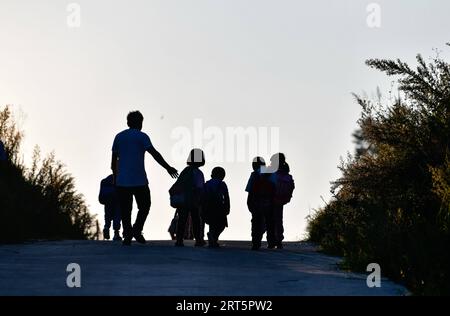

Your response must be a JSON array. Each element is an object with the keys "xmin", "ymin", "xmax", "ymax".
[{"xmin": 1, "ymin": 0, "xmax": 449, "ymax": 240}]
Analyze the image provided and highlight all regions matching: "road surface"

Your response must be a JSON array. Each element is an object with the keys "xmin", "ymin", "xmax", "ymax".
[{"xmin": 0, "ymin": 240, "xmax": 408, "ymax": 296}]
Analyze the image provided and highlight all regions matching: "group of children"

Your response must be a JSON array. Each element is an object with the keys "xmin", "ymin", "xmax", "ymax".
[
  {"xmin": 99, "ymin": 148, "xmax": 295, "ymax": 250},
  {"xmin": 245, "ymin": 153, "xmax": 295, "ymax": 250}
]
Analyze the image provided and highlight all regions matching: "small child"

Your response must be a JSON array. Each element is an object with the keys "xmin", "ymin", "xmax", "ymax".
[
  {"xmin": 270, "ymin": 154, "xmax": 295, "ymax": 249},
  {"xmin": 203, "ymin": 167, "xmax": 230, "ymax": 248},
  {"xmin": 246, "ymin": 157, "xmax": 276, "ymax": 250},
  {"xmin": 170, "ymin": 148, "xmax": 206, "ymax": 247},
  {"xmin": 99, "ymin": 174, "xmax": 122, "ymax": 241}
]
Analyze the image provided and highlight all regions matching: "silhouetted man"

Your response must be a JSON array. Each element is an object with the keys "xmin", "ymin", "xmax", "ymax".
[{"xmin": 112, "ymin": 111, "xmax": 178, "ymax": 246}]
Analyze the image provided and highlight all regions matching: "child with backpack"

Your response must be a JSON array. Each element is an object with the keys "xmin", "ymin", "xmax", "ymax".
[
  {"xmin": 169, "ymin": 148, "xmax": 206, "ymax": 247},
  {"xmin": 98, "ymin": 174, "xmax": 122, "ymax": 241},
  {"xmin": 203, "ymin": 167, "xmax": 230, "ymax": 248},
  {"xmin": 271, "ymin": 157, "xmax": 295, "ymax": 249},
  {"xmin": 246, "ymin": 157, "xmax": 276, "ymax": 250}
]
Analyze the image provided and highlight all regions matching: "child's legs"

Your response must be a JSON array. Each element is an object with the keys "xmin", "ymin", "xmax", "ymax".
[
  {"xmin": 216, "ymin": 223, "xmax": 226, "ymax": 241},
  {"xmin": 104, "ymin": 205, "xmax": 114, "ymax": 230},
  {"xmin": 251, "ymin": 210, "xmax": 265, "ymax": 245},
  {"xmin": 184, "ymin": 213, "xmax": 193, "ymax": 239},
  {"xmin": 273, "ymin": 205, "xmax": 284, "ymax": 244},
  {"xmin": 190, "ymin": 207, "xmax": 204, "ymax": 242},
  {"xmin": 176, "ymin": 208, "xmax": 189, "ymax": 243},
  {"xmin": 209, "ymin": 222, "xmax": 226, "ymax": 242},
  {"xmin": 263, "ymin": 203, "xmax": 276, "ymax": 246}
]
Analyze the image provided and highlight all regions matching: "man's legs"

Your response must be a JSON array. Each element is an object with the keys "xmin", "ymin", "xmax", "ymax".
[
  {"xmin": 104, "ymin": 206, "xmax": 113, "ymax": 230},
  {"xmin": 133, "ymin": 186, "xmax": 151, "ymax": 242},
  {"xmin": 112, "ymin": 205, "xmax": 121, "ymax": 232},
  {"xmin": 117, "ymin": 187, "xmax": 133, "ymax": 244},
  {"xmin": 111, "ymin": 204, "xmax": 122, "ymax": 241}
]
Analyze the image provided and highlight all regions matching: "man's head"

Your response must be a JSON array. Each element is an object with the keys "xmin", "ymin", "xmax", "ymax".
[
  {"xmin": 211, "ymin": 167, "xmax": 226, "ymax": 180},
  {"xmin": 252, "ymin": 156, "xmax": 266, "ymax": 172},
  {"xmin": 127, "ymin": 111, "xmax": 144, "ymax": 130}
]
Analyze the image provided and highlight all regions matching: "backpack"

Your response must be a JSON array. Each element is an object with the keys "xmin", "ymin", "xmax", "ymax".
[
  {"xmin": 99, "ymin": 176, "xmax": 116, "ymax": 205},
  {"xmin": 169, "ymin": 167, "xmax": 194, "ymax": 209},
  {"xmin": 274, "ymin": 173, "xmax": 295, "ymax": 205},
  {"xmin": 203, "ymin": 181, "xmax": 226, "ymax": 224}
]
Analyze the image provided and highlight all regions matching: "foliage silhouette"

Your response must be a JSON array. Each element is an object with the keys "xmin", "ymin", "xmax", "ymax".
[
  {"xmin": 0, "ymin": 106, "xmax": 96, "ymax": 243},
  {"xmin": 307, "ymin": 44, "xmax": 450, "ymax": 295}
]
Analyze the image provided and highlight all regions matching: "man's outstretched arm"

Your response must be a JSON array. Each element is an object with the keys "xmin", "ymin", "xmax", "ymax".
[{"xmin": 147, "ymin": 147, "xmax": 179, "ymax": 178}]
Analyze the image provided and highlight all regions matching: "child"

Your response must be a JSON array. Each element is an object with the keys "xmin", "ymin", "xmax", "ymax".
[
  {"xmin": 203, "ymin": 167, "xmax": 230, "ymax": 248},
  {"xmin": 169, "ymin": 148, "xmax": 206, "ymax": 247},
  {"xmin": 270, "ymin": 155, "xmax": 295, "ymax": 249},
  {"xmin": 246, "ymin": 157, "xmax": 276, "ymax": 250},
  {"xmin": 99, "ymin": 174, "xmax": 122, "ymax": 241}
]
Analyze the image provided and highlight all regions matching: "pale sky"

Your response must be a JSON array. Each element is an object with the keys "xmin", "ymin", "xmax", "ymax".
[{"xmin": 1, "ymin": 0, "xmax": 449, "ymax": 240}]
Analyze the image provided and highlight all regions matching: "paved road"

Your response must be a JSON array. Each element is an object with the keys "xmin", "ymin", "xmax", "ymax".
[{"xmin": 0, "ymin": 240, "xmax": 408, "ymax": 296}]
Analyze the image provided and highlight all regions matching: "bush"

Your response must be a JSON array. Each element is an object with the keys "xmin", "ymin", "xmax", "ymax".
[
  {"xmin": 307, "ymin": 44, "xmax": 450, "ymax": 295},
  {"xmin": 0, "ymin": 106, "xmax": 96, "ymax": 243}
]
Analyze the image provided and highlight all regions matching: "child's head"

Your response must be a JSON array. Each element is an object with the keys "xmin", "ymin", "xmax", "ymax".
[
  {"xmin": 187, "ymin": 148, "xmax": 205, "ymax": 167},
  {"xmin": 211, "ymin": 167, "xmax": 226, "ymax": 180},
  {"xmin": 252, "ymin": 156, "xmax": 266, "ymax": 172},
  {"xmin": 270, "ymin": 153, "xmax": 286, "ymax": 167},
  {"xmin": 280, "ymin": 162, "xmax": 290, "ymax": 173}
]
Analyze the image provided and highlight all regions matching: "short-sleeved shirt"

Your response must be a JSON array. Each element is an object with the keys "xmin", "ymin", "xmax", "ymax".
[
  {"xmin": 112, "ymin": 129, "xmax": 154, "ymax": 187},
  {"xmin": 245, "ymin": 171, "xmax": 258, "ymax": 193}
]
